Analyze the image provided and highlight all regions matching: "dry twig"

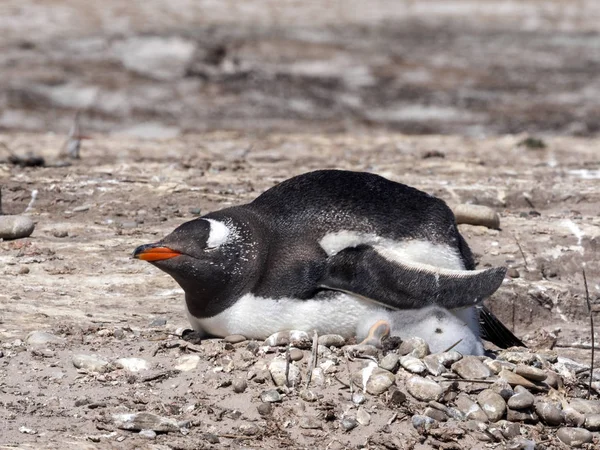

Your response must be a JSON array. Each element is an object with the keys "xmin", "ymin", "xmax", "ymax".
[
  {"xmin": 305, "ymin": 330, "xmax": 318, "ymax": 388},
  {"xmin": 583, "ymin": 268, "xmax": 595, "ymax": 399}
]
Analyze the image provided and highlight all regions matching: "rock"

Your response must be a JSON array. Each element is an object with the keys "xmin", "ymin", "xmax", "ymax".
[
  {"xmin": 223, "ymin": 334, "xmax": 247, "ymax": 344},
  {"xmin": 149, "ymin": 317, "xmax": 167, "ymax": 327},
  {"xmin": 411, "ymin": 415, "xmax": 437, "ymax": 433},
  {"xmin": 379, "ymin": 353, "xmax": 400, "ymax": 372},
  {"xmin": 388, "ymin": 387, "xmax": 407, "ymax": 405},
  {"xmin": 232, "ymin": 378, "xmax": 248, "ymax": 393},
  {"xmin": 257, "ymin": 402, "xmax": 272, "ymax": 415},
  {"xmin": 341, "ymin": 417, "xmax": 358, "ymax": 431},
  {"xmin": 477, "ymin": 389, "xmax": 507, "ymax": 422},
  {"xmin": 299, "ymin": 416, "xmax": 321, "ymax": 429},
  {"xmin": 534, "ymin": 402, "xmax": 562, "ymax": 426},
  {"xmin": 114, "ymin": 357, "xmax": 150, "ymax": 372},
  {"xmin": 399, "ymin": 337, "xmax": 430, "ymax": 358},
  {"xmin": 507, "ymin": 392, "xmax": 534, "ymax": 410},
  {"xmin": 563, "ymin": 407, "xmax": 586, "ymax": 427},
  {"xmin": 556, "ymin": 427, "xmax": 593, "ymax": 447},
  {"xmin": 351, "ymin": 363, "xmax": 395, "ymax": 395},
  {"xmin": 260, "ymin": 389, "xmax": 282, "ymax": 403},
  {"xmin": 352, "ymin": 391, "xmax": 366, "ymax": 405},
  {"xmin": 311, "ymin": 367, "xmax": 325, "ymax": 386},
  {"xmin": 506, "ymin": 408, "xmax": 538, "ymax": 423},
  {"xmin": 543, "ymin": 371, "xmax": 562, "ymax": 389},
  {"xmin": 269, "ymin": 358, "xmax": 301, "ymax": 387},
  {"xmin": 113, "ymin": 412, "xmax": 188, "ymax": 432},
  {"xmin": 496, "ymin": 420, "xmax": 521, "ymax": 439},
  {"xmin": 400, "ymin": 355, "xmax": 427, "ymax": 374},
  {"xmin": 498, "ymin": 351, "xmax": 537, "ymax": 365},
  {"xmin": 300, "ymin": 389, "xmax": 318, "ymax": 402},
  {"xmin": 455, "ymin": 394, "xmax": 489, "ymax": 422},
  {"xmin": 139, "ymin": 429, "xmax": 157, "ymax": 440},
  {"xmin": 72, "ymin": 354, "xmax": 110, "ymax": 373},
  {"xmin": 356, "ymin": 407, "xmax": 371, "ymax": 425},
  {"xmin": 452, "ymin": 356, "xmax": 492, "ymax": 380},
  {"xmin": 318, "ymin": 334, "xmax": 346, "ymax": 347},
  {"xmin": 424, "ymin": 407, "xmax": 447, "ymax": 422},
  {"xmin": 423, "ymin": 354, "xmax": 446, "ymax": 376},
  {"xmin": 174, "ymin": 354, "xmax": 200, "ymax": 372},
  {"xmin": 453, "ymin": 204, "xmax": 500, "ymax": 229},
  {"xmin": 437, "ymin": 351, "xmax": 463, "ymax": 367},
  {"xmin": 584, "ymin": 413, "xmax": 600, "ymax": 431},
  {"xmin": 568, "ymin": 398, "xmax": 600, "ymax": 415},
  {"xmin": 485, "ymin": 359, "xmax": 516, "ymax": 375},
  {"xmin": 239, "ymin": 423, "xmax": 260, "ymax": 435},
  {"xmin": 289, "ymin": 348, "xmax": 304, "ymax": 362},
  {"xmin": 515, "ymin": 365, "xmax": 547, "ymax": 382},
  {"xmin": 506, "ymin": 437, "xmax": 537, "ymax": 449},
  {"xmin": 405, "ymin": 376, "xmax": 443, "ymax": 402},
  {"xmin": 0, "ymin": 215, "xmax": 35, "ymax": 240},
  {"xmin": 26, "ymin": 331, "xmax": 64, "ymax": 345},
  {"xmin": 490, "ymin": 380, "xmax": 515, "ymax": 400},
  {"xmin": 344, "ymin": 344, "xmax": 379, "ymax": 358},
  {"xmin": 499, "ymin": 369, "xmax": 539, "ymax": 389}
]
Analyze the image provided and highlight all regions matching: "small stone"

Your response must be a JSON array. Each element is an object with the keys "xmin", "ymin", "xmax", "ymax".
[
  {"xmin": 584, "ymin": 413, "xmax": 600, "ymax": 431},
  {"xmin": 453, "ymin": 204, "xmax": 500, "ymax": 229},
  {"xmin": 356, "ymin": 407, "xmax": 371, "ymax": 425},
  {"xmin": 311, "ymin": 367, "xmax": 325, "ymax": 386},
  {"xmin": 399, "ymin": 337, "xmax": 430, "ymax": 358},
  {"xmin": 113, "ymin": 328, "xmax": 125, "ymax": 339},
  {"xmin": 490, "ymin": 380, "xmax": 515, "ymax": 400},
  {"xmin": 351, "ymin": 364, "xmax": 395, "ymax": 395},
  {"xmin": 174, "ymin": 354, "xmax": 200, "ymax": 372},
  {"xmin": 139, "ymin": 429, "xmax": 156, "ymax": 439},
  {"xmin": 506, "ymin": 408, "xmax": 538, "ymax": 423},
  {"xmin": 507, "ymin": 268, "xmax": 520, "ymax": 278},
  {"xmin": 239, "ymin": 422, "xmax": 260, "ymax": 435},
  {"xmin": 341, "ymin": 417, "xmax": 358, "ymax": 431},
  {"xmin": 289, "ymin": 330, "xmax": 312, "ymax": 348},
  {"xmin": 534, "ymin": 402, "xmax": 562, "ymax": 426},
  {"xmin": 485, "ymin": 359, "xmax": 516, "ymax": 375},
  {"xmin": 73, "ymin": 205, "xmax": 90, "ymax": 212},
  {"xmin": 515, "ymin": 365, "xmax": 547, "ymax": 382},
  {"xmin": 318, "ymin": 334, "xmax": 346, "ymax": 347},
  {"xmin": 352, "ymin": 391, "xmax": 366, "ymax": 405},
  {"xmin": 257, "ymin": 402, "xmax": 272, "ymax": 415},
  {"xmin": 300, "ymin": 389, "xmax": 318, "ymax": 402},
  {"xmin": 232, "ymin": 378, "xmax": 248, "ymax": 393},
  {"xmin": 424, "ymin": 407, "xmax": 447, "ymax": 422},
  {"xmin": 72, "ymin": 354, "xmax": 110, "ymax": 373},
  {"xmin": 113, "ymin": 412, "xmax": 185, "ymax": 432},
  {"xmin": 568, "ymin": 398, "xmax": 600, "ymax": 415},
  {"xmin": 19, "ymin": 426, "xmax": 37, "ymax": 435},
  {"xmin": 455, "ymin": 394, "xmax": 489, "ymax": 422},
  {"xmin": 26, "ymin": 331, "xmax": 64, "ymax": 346},
  {"xmin": 188, "ymin": 207, "xmax": 202, "ymax": 215},
  {"xmin": 507, "ymin": 391, "xmax": 535, "ymax": 410},
  {"xmin": 289, "ymin": 348, "xmax": 304, "ymax": 362},
  {"xmin": 388, "ymin": 386, "xmax": 407, "ymax": 405},
  {"xmin": 499, "ymin": 369, "xmax": 539, "ymax": 389},
  {"xmin": 149, "ymin": 317, "xmax": 167, "ymax": 327},
  {"xmin": 269, "ymin": 358, "xmax": 301, "ymax": 387},
  {"xmin": 437, "ymin": 351, "xmax": 463, "ymax": 367},
  {"xmin": 400, "ymin": 355, "xmax": 427, "ymax": 374},
  {"xmin": 405, "ymin": 376, "xmax": 443, "ymax": 402},
  {"xmin": 379, "ymin": 353, "xmax": 400, "ymax": 372},
  {"xmin": 260, "ymin": 389, "xmax": 282, "ymax": 403},
  {"xmin": 18, "ymin": 266, "xmax": 29, "ymax": 274},
  {"xmin": 114, "ymin": 357, "xmax": 150, "ymax": 373},
  {"xmin": 452, "ymin": 356, "xmax": 492, "ymax": 380},
  {"xmin": 52, "ymin": 229, "xmax": 69, "ymax": 238},
  {"xmin": 477, "ymin": 389, "xmax": 507, "ymax": 422},
  {"xmin": 556, "ymin": 427, "xmax": 593, "ymax": 447},
  {"xmin": 204, "ymin": 433, "xmax": 220, "ymax": 444},
  {"xmin": 0, "ymin": 215, "xmax": 35, "ymax": 240},
  {"xmin": 496, "ymin": 420, "xmax": 521, "ymax": 439},
  {"xmin": 74, "ymin": 397, "xmax": 91, "ymax": 407},
  {"xmin": 223, "ymin": 334, "xmax": 247, "ymax": 344},
  {"xmin": 543, "ymin": 371, "xmax": 562, "ymax": 389},
  {"xmin": 563, "ymin": 407, "xmax": 586, "ymax": 427},
  {"xmin": 423, "ymin": 354, "xmax": 446, "ymax": 376},
  {"xmin": 344, "ymin": 344, "xmax": 379, "ymax": 358},
  {"xmin": 411, "ymin": 415, "xmax": 437, "ymax": 433},
  {"xmin": 497, "ymin": 351, "xmax": 537, "ymax": 365}
]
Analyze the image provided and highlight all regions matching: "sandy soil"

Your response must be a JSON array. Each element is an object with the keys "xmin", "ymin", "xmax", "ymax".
[{"xmin": 0, "ymin": 132, "xmax": 598, "ymax": 448}]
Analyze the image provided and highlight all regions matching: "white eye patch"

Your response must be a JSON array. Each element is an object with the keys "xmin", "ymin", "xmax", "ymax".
[{"xmin": 205, "ymin": 219, "xmax": 231, "ymax": 248}]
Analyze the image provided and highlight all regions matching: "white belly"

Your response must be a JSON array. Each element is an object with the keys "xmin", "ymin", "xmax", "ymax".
[{"xmin": 187, "ymin": 292, "xmax": 377, "ymax": 339}]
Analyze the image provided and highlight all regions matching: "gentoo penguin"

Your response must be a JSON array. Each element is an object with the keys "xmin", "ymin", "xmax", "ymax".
[{"xmin": 133, "ymin": 170, "xmax": 523, "ymax": 355}]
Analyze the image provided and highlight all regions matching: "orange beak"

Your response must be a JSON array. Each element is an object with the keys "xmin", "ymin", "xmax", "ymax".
[{"xmin": 133, "ymin": 244, "xmax": 181, "ymax": 262}]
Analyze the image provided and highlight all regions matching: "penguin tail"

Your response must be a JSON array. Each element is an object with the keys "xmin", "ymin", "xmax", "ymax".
[{"xmin": 478, "ymin": 305, "xmax": 526, "ymax": 349}]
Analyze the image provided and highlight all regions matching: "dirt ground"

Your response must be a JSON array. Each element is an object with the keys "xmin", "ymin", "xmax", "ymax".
[{"xmin": 0, "ymin": 132, "xmax": 598, "ymax": 448}]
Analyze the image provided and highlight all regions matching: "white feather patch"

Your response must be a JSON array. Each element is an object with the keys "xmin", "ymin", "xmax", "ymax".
[{"xmin": 205, "ymin": 219, "xmax": 231, "ymax": 248}]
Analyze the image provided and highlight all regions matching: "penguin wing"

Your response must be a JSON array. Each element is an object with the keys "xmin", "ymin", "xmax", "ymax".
[
  {"xmin": 318, "ymin": 245, "xmax": 507, "ymax": 310},
  {"xmin": 478, "ymin": 305, "xmax": 526, "ymax": 349}
]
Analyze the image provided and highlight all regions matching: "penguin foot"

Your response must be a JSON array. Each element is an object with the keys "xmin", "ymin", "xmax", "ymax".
[{"xmin": 360, "ymin": 320, "xmax": 391, "ymax": 348}]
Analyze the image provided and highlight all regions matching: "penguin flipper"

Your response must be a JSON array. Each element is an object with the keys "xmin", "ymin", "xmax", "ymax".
[
  {"xmin": 319, "ymin": 245, "xmax": 507, "ymax": 310},
  {"xmin": 478, "ymin": 305, "xmax": 526, "ymax": 349}
]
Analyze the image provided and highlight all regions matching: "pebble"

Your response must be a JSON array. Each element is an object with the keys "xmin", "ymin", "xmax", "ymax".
[
  {"xmin": 507, "ymin": 391, "xmax": 535, "ymax": 410},
  {"xmin": 72, "ymin": 354, "xmax": 111, "ymax": 373},
  {"xmin": 452, "ymin": 356, "xmax": 492, "ymax": 380},
  {"xmin": 453, "ymin": 204, "xmax": 500, "ymax": 229},
  {"xmin": 232, "ymin": 378, "xmax": 248, "ymax": 393},
  {"xmin": 563, "ymin": 407, "xmax": 586, "ymax": 427},
  {"xmin": 497, "ymin": 420, "xmax": 521, "ymax": 439},
  {"xmin": 490, "ymin": 380, "xmax": 515, "ymax": 400},
  {"xmin": 498, "ymin": 351, "xmax": 537, "ymax": 365},
  {"xmin": 257, "ymin": 402, "xmax": 272, "ymax": 415},
  {"xmin": 568, "ymin": 398, "xmax": 600, "ymax": 415},
  {"xmin": 423, "ymin": 354, "xmax": 446, "ymax": 376},
  {"xmin": 556, "ymin": 427, "xmax": 593, "ymax": 447},
  {"xmin": 264, "ymin": 330, "xmax": 311, "ymax": 348},
  {"xmin": 405, "ymin": 376, "xmax": 443, "ymax": 402},
  {"xmin": 506, "ymin": 408, "xmax": 538, "ymax": 423},
  {"xmin": 499, "ymin": 369, "xmax": 538, "ymax": 389},
  {"xmin": 534, "ymin": 402, "xmax": 563, "ymax": 426},
  {"xmin": 318, "ymin": 334, "xmax": 346, "ymax": 347},
  {"xmin": 485, "ymin": 359, "xmax": 516, "ymax": 375},
  {"xmin": 344, "ymin": 344, "xmax": 379, "ymax": 358},
  {"xmin": 342, "ymin": 417, "xmax": 358, "ymax": 431},
  {"xmin": 73, "ymin": 205, "xmax": 90, "ymax": 212},
  {"xmin": 400, "ymin": 355, "xmax": 427, "ymax": 374},
  {"xmin": 424, "ymin": 407, "xmax": 447, "ymax": 422},
  {"xmin": 26, "ymin": 331, "xmax": 64, "ymax": 346},
  {"xmin": 139, "ymin": 429, "xmax": 157, "ymax": 440},
  {"xmin": 223, "ymin": 334, "xmax": 246, "ymax": 344},
  {"xmin": 356, "ymin": 407, "xmax": 371, "ymax": 426},
  {"xmin": 114, "ymin": 357, "xmax": 150, "ymax": 372},
  {"xmin": 300, "ymin": 389, "xmax": 318, "ymax": 402},
  {"xmin": 52, "ymin": 229, "xmax": 68, "ymax": 238},
  {"xmin": 174, "ymin": 354, "xmax": 200, "ymax": 372},
  {"xmin": 387, "ymin": 387, "xmax": 406, "ymax": 405},
  {"xmin": 399, "ymin": 337, "xmax": 430, "ymax": 358},
  {"xmin": 113, "ymin": 412, "xmax": 187, "ymax": 432},
  {"xmin": 544, "ymin": 371, "xmax": 562, "ymax": 389},
  {"xmin": 0, "ymin": 215, "xmax": 35, "ymax": 240},
  {"xmin": 584, "ymin": 413, "xmax": 600, "ymax": 431},
  {"xmin": 149, "ymin": 317, "xmax": 167, "ymax": 327},
  {"xmin": 411, "ymin": 415, "xmax": 437, "ymax": 433},
  {"xmin": 289, "ymin": 348, "xmax": 304, "ymax": 361},
  {"xmin": 269, "ymin": 358, "xmax": 301, "ymax": 387},
  {"xmin": 351, "ymin": 365, "xmax": 395, "ymax": 395},
  {"xmin": 477, "ymin": 389, "xmax": 507, "ymax": 422},
  {"xmin": 515, "ymin": 365, "xmax": 547, "ymax": 382},
  {"xmin": 379, "ymin": 353, "xmax": 400, "ymax": 372},
  {"xmin": 507, "ymin": 268, "xmax": 520, "ymax": 278},
  {"xmin": 455, "ymin": 394, "xmax": 489, "ymax": 422},
  {"xmin": 260, "ymin": 389, "xmax": 282, "ymax": 403},
  {"xmin": 239, "ymin": 423, "xmax": 260, "ymax": 435},
  {"xmin": 311, "ymin": 367, "xmax": 325, "ymax": 386},
  {"xmin": 437, "ymin": 351, "xmax": 463, "ymax": 367},
  {"xmin": 352, "ymin": 391, "xmax": 366, "ymax": 405}
]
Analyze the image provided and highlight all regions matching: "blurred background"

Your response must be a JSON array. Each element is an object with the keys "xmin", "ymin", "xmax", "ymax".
[{"xmin": 0, "ymin": 0, "xmax": 599, "ymax": 139}]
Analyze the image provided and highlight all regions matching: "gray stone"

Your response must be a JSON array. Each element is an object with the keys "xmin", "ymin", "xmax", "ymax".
[
  {"xmin": 563, "ymin": 407, "xmax": 586, "ymax": 427},
  {"xmin": 534, "ymin": 402, "xmax": 562, "ymax": 426},
  {"xmin": 568, "ymin": 398, "xmax": 600, "ymax": 415},
  {"xmin": 239, "ymin": 422, "xmax": 260, "ymax": 435},
  {"xmin": 299, "ymin": 416, "xmax": 322, "ymax": 429},
  {"xmin": 26, "ymin": 331, "xmax": 64, "ymax": 346},
  {"xmin": 485, "ymin": 359, "xmax": 516, "ymax": 374},
  {"xmin": 351, "ymin": 364, "xmax": 395, "ymax": 395},
  {"xmin": 556, "ymin": 427, "xmax": 593, "ymax": 447},
  {"xmin": 507, "ymin": 391, "xmax": 535, "ymax": 410},
  {"xmin": 490, "ymin": 380, "xmax": 515, "ymax": 400},
  {"xmin": 400, "ymin": 355, "xmax": 427, "ymax": 374},
  {"xmin": 352, "ymin": 391, "xmax": 366, "ymax": 405},
  {"xmin": 437, "ymin": 351, "xmax": 463, "ymax": 367},
  {"xmin": 477, "ymin": 389, "xmax": 507, "ymax": 422},
  {"xmin": 515, "ymin": 365, "xmax": 547, "ymax": 382},
  {"xmin": 72, "ymin": 354, "xmax": 110, "ymax": 373},
  {"xmin": 344, "ymin": 343, "xmax": 379, "ymax": 358},
  {"xmin": 405, "ymin": 376, "xmax": 443, "ymax": 402},
  {"xmin": 584, "ymin": 413, "xmax": 600, "ymax": 431},
  {"xmin": 506, "ymin": 408, "xmax": 538, "ymax": 423},
  {"xmin": 496, "ymin": 420, "xmax": 521, "ymax": 439},
  {"xmin": 289, "ymin": 348, "xmax": 304, "ymax": 362},
  {"xmin": 424, "ymin": 407, "xmax": 447, "ymax": 422},
  {"xmin": 174, "ymin": 354, "xmax": 200, "ymax": 372},
  {"xmin": 423, "ymin": 354, "xmax": 446, "ymax": 376},
  {"xmin": 544, "ymin": 371, "xmax": 562, "ymax": 389},
  {"xmin": 223, "ymin": 334, "xmax": 247, "ymax": 344},
  {"xmin": 356, "ymin": 407, "xmax": 371, "ymax": 426},
  {"xmin": 113, "ymin": 412, "xmax": 187, "ymax": 432},
  {"xmin": 232, "ymin": 378, "xmax": 248, "ymax": 393},
  {"xmin": 452, "ymin": 356, "xmax": 492, "ymax": 380},
  {"xmin": 399, "ymin": 337, "xmax": 430, "ymax": 358},
  {"xmin": 499, "ymin": 369, "xmax": 539, "ymax": 389},
  {"xmin": 257, "ymin": 402, "xmax": 272, "ymax": 415},
  {"xmin": 269, "ymin": 358, "xmax": 301, "ymax": 387},
  {"xmin": 411, "ymin": 414, "xmax": 437, "ymax": 432},
  {"xmin": 497, "ymin": 351, "xmax": 537, "ymax": 365},
  {"xmin": 341, "ymin": 417, "xmax": 358, "ymax": 431},
  {"xmin": 0, "ymin": 215, "xmax": 35, "ymax": 240},
  {"xmin": 300, "ymin": 389, "xmax": 318, "ymax": 402},
  {"xmin": 139, "ymin": 429, "xmax": 157, "ymax": 439},
  {"xmin": 149, "ymin": 317, "xmax": 167, "ymax": 327},
  {"xmin": 318, "ymin": 334, "xmax": 346, "ymax": 347},
  {"xmin": 379, "ymin": 353, "xmax": 400, "ymax": 372},
  {"xmin": 114, "ymin": 357, "xmax": 150, "ymax": 373},
  {"xmin": 455, "ymin": 394, "xmax": 489, "ymax": 422},
  {"xmin": 310, "ymin": 367, "xmax": 325, "ymax": 386},
  {"xmin": 260, "ymin": 389, "xmax": 282, "ymax": 403}
]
